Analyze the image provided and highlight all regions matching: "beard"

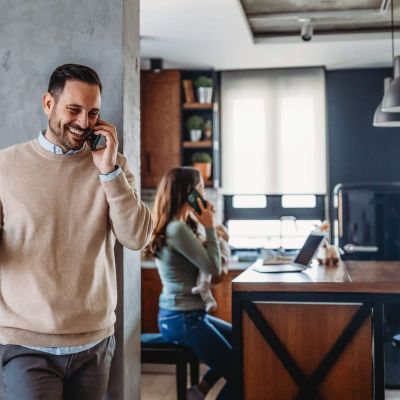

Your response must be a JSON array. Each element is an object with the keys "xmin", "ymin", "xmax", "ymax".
[{"xmin": 48, "ymin": 107, "xmax": 90, "ymax": 151}]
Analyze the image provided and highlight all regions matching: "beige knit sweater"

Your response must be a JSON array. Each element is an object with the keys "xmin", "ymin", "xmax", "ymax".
[{"xmin": 0, "ymin": 139, "xmax": 153, "ymax": 346}]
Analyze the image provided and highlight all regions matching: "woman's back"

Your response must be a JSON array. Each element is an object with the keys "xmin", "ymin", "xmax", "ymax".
[{"xmin": 156, "ymin": 220, "xmax": 221, "ymax": 311}]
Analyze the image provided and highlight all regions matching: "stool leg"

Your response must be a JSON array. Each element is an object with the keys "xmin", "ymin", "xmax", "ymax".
[
  {"xmin": 176, "ymin": 359, "xmax": 187, "ymax": 400},
  {"xmin": 190, "ymin": 357, "xmax": 199, "ymax": 386}
]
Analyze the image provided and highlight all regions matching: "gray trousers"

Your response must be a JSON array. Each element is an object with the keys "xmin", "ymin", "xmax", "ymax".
[{"xmin": 1, "ymin": 336, "xmax": 115, "ymax": 400}]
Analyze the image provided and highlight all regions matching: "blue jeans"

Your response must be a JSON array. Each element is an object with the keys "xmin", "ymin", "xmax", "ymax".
[{"xmin": 158, "ymin": 308, "xmax": 232, "ymax": 400}]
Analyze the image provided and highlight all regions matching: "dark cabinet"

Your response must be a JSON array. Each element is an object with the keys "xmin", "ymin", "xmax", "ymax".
[{"xmin": 140, "ymin": 70, "xmax": 181, "ymax": 188}]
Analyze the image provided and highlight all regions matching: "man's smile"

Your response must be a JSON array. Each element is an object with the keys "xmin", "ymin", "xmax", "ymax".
[{"xmin": 67, "ymin": 126, "xmax": 86, "ymax": 137}]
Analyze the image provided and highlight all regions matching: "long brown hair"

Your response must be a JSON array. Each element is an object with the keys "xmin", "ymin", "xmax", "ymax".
[{"xmin": 147, "ymin": 167, "xmax": 202, "ymax": 256}]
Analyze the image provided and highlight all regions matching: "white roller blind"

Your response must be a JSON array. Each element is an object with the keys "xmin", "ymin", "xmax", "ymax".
[{"xmin": 221, "ymin": 68, "xmax": 326, "ymax": 194}]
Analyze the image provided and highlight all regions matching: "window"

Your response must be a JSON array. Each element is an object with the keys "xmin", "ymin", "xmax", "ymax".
[
  {"xmin": 224, "ymin": 195, "xmax": 325, "ymax": 250},
  {"xmin": 221, "ymin": 68, "xmax": 326, "ymax": 194},
  {"xmin": 228, "ymin": 219, "xmax": 322, "ymax": 249},
  {"xmin": 221, "ymin": 68, "xmax": 327, "ymax": 248}
]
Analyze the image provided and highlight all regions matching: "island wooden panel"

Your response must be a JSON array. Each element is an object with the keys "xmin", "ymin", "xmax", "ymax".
[
  {"xmin": 141, "ymin": 267, "xmax": 241, "ymax": 333},
  {"xmin": 242, "ymin": 303, "xmax": 372, "ymax": 400}
]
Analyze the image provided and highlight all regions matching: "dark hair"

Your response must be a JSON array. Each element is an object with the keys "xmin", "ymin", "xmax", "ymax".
[
  {"xmin": 48, "ymin": 64, "xmax": 102, "ymax": 98},
  {"xmin": 147, "ymin": 167, "xmax": 202, "ymax": 256}
]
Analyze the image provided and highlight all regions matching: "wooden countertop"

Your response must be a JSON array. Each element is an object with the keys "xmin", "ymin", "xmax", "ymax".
[{"xmin": 232, "ymin": 259, "xmax": 400, "ymax": 294}]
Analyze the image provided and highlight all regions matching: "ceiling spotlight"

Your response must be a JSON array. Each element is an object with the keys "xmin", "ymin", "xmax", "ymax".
[
  {"xmin": 150, "ymin": 58, "xmax": 163, "ymax": 73},
  {"xmin": 299, "ymin": 18, "xmax": 313, "ymax": 42}
]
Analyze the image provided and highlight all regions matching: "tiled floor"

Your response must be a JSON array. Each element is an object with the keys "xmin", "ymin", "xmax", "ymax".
[
  {"xmin": 141, "ymin": 368, "xmax": 400, "ymax": 399},
  {"xmin": 141, "ymin": 365, "xmax": 224, "ymax": 400}
]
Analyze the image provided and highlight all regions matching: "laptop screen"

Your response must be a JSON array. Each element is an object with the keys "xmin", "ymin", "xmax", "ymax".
[{"xmin": 294, "ymin": 232, "xmax": 325, "ymax": 266}]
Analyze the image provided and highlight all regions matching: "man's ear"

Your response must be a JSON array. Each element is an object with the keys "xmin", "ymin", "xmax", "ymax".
[{"xmin": 42, "ymin": 92, "xmax": 55, "ymax": 117}]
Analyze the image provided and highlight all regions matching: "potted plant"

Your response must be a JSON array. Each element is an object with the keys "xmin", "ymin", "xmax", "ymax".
[
  {"xmin": 186, "ymin": 115, "xmax": 204, "ymax": 141},
  {"xmin": 204, "ymin": 119, "xmax": 212, "ymax": 139},
  {"xmin": 192, "ymin": 152, "xmax": 212, "ymax": 181},
  {"xmin": 194, "ymin": 76, "xmax": 213, "ymax": 104}
]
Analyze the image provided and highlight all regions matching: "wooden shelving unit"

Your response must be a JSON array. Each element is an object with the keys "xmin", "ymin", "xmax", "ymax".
[
  {"xmin": 140, "ymin": 69, "xmax": 220, "ymax": 188},
  {"xmin": 181, "ymin": 70, "xmax": 220, "ymax": 187}
]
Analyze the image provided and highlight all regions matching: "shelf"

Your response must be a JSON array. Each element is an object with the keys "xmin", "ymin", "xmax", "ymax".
[
  {"xmin": 182, "ymin": 140, "xmax": 212, "ymax": 149},
  {"xmin": 183, "ymin": 103, "xmax": 213, "ymax": 110}
]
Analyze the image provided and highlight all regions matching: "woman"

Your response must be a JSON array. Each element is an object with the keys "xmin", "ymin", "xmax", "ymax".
[{"xmin": 147, "ymin": 167, "xmax": 232, "ymax": 400}]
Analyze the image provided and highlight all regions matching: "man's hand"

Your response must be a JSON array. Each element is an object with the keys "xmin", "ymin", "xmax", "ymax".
[{"xmin": 90, "ymin": 119, "xmax": 119, "ymax": 174}]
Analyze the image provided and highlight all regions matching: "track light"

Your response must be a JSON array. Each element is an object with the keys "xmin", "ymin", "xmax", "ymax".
[
  {"xmin": 299, "ymin": 18, "xmax": 313, "ymax": 42},
  {"xmin": 150, "ymin": 58, "xmax": 163, "ymax": 73}
]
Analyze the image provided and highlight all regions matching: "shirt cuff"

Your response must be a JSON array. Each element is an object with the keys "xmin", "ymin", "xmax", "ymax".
[{"xmin": 99, "ymin": 166, "xmax": 122, "ymax": 182}]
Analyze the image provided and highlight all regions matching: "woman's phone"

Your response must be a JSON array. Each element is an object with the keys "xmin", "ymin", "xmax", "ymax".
[{"xmin": 187, "ymin": 189, "xmax": 207, "ymax": 214}]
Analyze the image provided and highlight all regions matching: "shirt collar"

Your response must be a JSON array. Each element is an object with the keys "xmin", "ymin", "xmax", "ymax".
[{"xmin": 38, "ymin": 130, "xmax": 86, "ymax": 155}]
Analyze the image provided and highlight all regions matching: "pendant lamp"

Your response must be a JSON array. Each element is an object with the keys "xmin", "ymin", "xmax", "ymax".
[
  {"xmin": 373, "ymin": 77, "xmax": 400, "ymax": 126},
  {"xmin": 381, "ymin": 0, "xmax": 400, "ymax": 112},
  {"xmin": 382, "ymin": 57, "xmax": 400, "ymax": 112}
]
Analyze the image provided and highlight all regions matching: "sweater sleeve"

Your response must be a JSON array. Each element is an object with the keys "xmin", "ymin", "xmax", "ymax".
[
  {"xmin": 0, "ymin": 173, "xmax": 3, "ymax": 236},
  {"xmin": 100, "ymin": 154, "xmax": 153, "ymax": 250},
  {"xmin": 166, "ymin": 221, "xmax": 221, "ymax": 276},
  {"xmin": 0, "ymin": 198, "xmax": 2, "ymax": 235}
]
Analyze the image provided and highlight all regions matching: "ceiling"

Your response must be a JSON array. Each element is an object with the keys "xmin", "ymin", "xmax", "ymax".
[
  {"xmin": 140, "ymin": 0, "xmax": 400, "ymax": 71},
  {"xmin": 242, "ymin": 0, "xmax": 399, "ymax": 38}
]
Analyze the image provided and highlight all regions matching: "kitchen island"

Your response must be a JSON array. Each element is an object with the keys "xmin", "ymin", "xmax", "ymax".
[{"xmin": 232, "ymin": 260, "xmax": 400, "ymax": 400}]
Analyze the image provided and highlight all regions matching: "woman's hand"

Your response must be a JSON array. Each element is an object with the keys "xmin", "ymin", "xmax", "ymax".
[
  {"xmin": 192, "ymin": 199, "xmax": 215, "ymax": 229},
  {"xmin": 211, "ymin": 269, "xmax": 228, "ymax": 285}
]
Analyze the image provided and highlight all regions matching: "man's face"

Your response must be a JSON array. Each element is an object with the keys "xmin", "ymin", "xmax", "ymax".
[{"xmin": 42, "ymin": 80, "xmax": 101, "ymax": 151}]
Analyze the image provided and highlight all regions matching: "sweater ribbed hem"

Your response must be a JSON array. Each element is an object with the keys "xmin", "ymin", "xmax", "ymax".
[{"xmin": 0, "ymin": 325, "xmax": 114, "ymax": 347}]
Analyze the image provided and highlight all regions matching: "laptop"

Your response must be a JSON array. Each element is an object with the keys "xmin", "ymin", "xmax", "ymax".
[{"xmin": 253, "ymin": 231, "xmax": 325, "ymax": 273}]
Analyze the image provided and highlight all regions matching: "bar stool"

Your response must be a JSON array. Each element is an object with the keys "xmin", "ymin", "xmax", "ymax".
[{"xmin": 141, "ymin": 333, "xmax": 200, "ymax": 400}]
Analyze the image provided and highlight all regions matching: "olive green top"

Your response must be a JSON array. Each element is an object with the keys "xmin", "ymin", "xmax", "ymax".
[{"xmin": 156, "ymin": 220, "xmax": 221, "ymax": 311}]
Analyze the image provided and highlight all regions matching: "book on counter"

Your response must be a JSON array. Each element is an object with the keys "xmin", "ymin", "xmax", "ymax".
[{"xmin": 182, "ymin": 79, "xmax": 195, "ymax": 103}]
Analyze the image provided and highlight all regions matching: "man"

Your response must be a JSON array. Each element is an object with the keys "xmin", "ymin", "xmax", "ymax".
[{"xmin": 0, "ymin": 64, "xmax": 153, "ymax": 399}]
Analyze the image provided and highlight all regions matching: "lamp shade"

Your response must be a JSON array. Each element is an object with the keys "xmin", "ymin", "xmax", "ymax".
[
  {"xmin": 382, "ymin": 56, "xmax": 400, "ymax": 112},
  {"xmin": 373, "ymin": 77, "xmax": 400, "ymax": 127}
]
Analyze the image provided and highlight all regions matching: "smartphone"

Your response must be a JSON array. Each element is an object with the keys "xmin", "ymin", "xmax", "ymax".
[
  {"xmin": 87, "ymin": 116, "xmax": 103, "ymax": 150},
  {"xmin": 87, "ymin": 128, "xmax": 101, "ymax": 151},
  {"xmin": 187, "ymin": 189, "xmax": 207, "ymax": 214}
]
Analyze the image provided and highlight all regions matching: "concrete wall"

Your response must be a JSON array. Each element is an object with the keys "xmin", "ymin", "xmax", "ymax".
[
  {"xmin": 0, "ymin": 0, "xmax": 141, "ymax": 398},
  {"xmin": 0, "ymin": 0, "xmax": 128, "ymax": 146}
]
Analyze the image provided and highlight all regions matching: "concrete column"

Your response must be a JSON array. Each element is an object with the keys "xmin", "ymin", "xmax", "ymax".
[{"xmin": 0, "ymin": 0, "xmax": 141, "ymax": 398}]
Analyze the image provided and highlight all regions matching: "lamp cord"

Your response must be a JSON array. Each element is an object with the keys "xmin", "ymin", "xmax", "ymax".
[{"xmin": 392, "ymin": 0, "xmax": 395, "ymax": 72}]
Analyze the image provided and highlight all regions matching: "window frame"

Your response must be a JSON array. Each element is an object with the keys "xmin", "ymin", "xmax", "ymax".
[{"xmin": 223, "ymin": 194, "xmax": 326, "ymax": 223}]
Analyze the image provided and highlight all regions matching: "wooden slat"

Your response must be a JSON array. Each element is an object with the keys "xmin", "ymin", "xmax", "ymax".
[
  {"xmin": 182, "ymin": 140, "xmax": 212, "ymax": 149},
  {"xmin": 183, "ymin": 102, "xmax": 213, "ymax": 110}
]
